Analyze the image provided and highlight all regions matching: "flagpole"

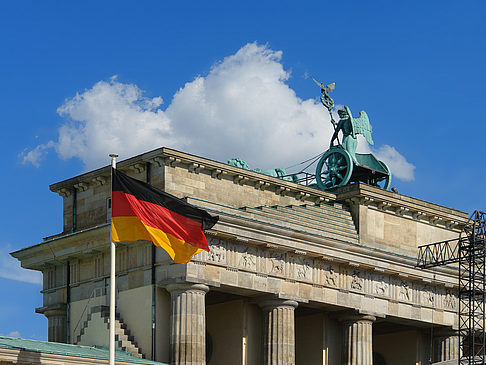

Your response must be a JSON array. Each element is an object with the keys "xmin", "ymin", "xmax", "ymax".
[{"xmin": 109, "ymin": 153, "xmax": 118, "ymax": 365}]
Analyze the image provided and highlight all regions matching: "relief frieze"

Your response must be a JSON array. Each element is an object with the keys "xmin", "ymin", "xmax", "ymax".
[
  {"xmin": 204, "ymin": 237, "xmax": 226, "ymax": 264},
  {"xmin": 350, "ymin": 270, "xmax": 364, "ymax": 291},
  {"xmin": 443, "ymin": 289, "xmax": 457, "ymax": 310},
  {"xmin": 237, "ymin": 246, "xmax": 257, "ymax": 271},
  {"xmin": 398, "ymin": 280, "xmax": 412, "ymax": 302},
  {"xmin": 420, "ymin": 285, "xmax": 436, "ymax": 307},
  {"xmin": 267, "ymin": 250, "xmax": 285, "ymax": 276},
  {"xmin": 199, "ymin": 236, "xmax": 456, "ymax": 312},
  {"xmin": 293, "ymin": 256, "xmax": 312, "ymax": 281},
  {"xmin": 373, "ymin": 274, "xmax": 390, "ymax": 297},
  {"xmin": 324, "ymin": 264, "xmax": 339, "ymax": 287}
]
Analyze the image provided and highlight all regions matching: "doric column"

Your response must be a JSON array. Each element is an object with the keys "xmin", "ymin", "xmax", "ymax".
[
  {"xmin": 339, "ymin": 313, "xmax": 376, "ymax": 365},
  {"xmin": 166, "ymin": 283, "xmax": 209, "ymax": 365},
  {"xmin": 259, "ymin": 299, "xmax": 298, "ymax": 365},
  {"xmin": 37, "ymin": 304, "xmax": 67, "ymax": 343},
  {"xmin": 433, "ymin": 329, "xmax": 459, "ymax": 362}
]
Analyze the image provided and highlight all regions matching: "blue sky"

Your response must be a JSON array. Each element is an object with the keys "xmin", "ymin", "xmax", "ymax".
[{"xmin": 1, "ymin": 1, "xmax": 485, "ymax": 340}]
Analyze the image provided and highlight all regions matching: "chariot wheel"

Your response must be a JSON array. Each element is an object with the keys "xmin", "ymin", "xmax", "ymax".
[
  {"xmin": 316, "ymin": 147, "xmax": 353, "ymax": 190},
  {"xmin": 369, "ymin": 160, "xmax": 392, "ymax": 190}
]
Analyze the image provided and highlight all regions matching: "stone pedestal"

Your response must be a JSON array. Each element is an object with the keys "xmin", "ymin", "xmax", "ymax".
[
  {"xmin": 166, "ymin": 283, "xmax": 209, "ymax": 365},
  {"xmin": 259, "ymin": 299, "xmax": 298, "ymax": 365},
  {"xmin": 340, "ymin": 313, "xmax": 376, "ymax": 365},
  {"xmin": 433, "ymin": 330, "xmax": 459, "ymax": 362}
]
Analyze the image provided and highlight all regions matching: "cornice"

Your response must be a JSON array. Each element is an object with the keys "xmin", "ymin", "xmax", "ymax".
[
  {"xmin": 336, "ymin": 183, "xmax": 468, "ymax": 231},
  {"xmin": 49, "ymin": 147, "xmax": 336, "ymax": 204},
  {"xmin": 11, "ymin": 224, "xmax": 110, "ymax": 270},
  {"xmin": 47, "ymin": 147, "xmax": 469, "ymax": 230}
]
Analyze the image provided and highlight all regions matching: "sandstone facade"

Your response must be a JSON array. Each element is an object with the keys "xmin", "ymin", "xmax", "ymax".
[{"xmin": 12, "ymin": 147, "xmax": 466, "ymax": 365}]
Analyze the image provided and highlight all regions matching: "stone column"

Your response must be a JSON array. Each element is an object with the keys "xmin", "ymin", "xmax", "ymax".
[
  {"xmin": 166, "ymin": 283, "xmax": 209, "ymax": 365},
  {"xmin": 433, "ymin": 329, "xmax": 459, "ymax": 362},
  {"xmin": 37, "ymin": 305, "xmax": 67, "ymax": 343},
  {"xmin": 259, "ymin": 299, "xmax": 298, "ymax": 365},
  {"xmin": 339, "ymin": 313, "xmax": 376, "ymax": 365}
]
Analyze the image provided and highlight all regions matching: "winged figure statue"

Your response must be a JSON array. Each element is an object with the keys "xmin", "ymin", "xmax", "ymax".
[
  {"xmin": 346, "ymin": 106, "xmax": 373, "ymax": 146},
  {"xmin": 330, "ymin": 106, "xmax": 374, "ymax": 165}
]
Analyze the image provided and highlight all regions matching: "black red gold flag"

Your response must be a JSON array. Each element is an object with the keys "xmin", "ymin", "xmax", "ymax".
[{"xmin": 111, "ymin": 168, "xmax": 218, "ymax": 264}]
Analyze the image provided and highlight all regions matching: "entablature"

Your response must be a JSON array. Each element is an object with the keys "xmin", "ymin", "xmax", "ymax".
[
  {"xmin": 337, "ymin": 183, "xmax": 468, "ymax": 232},
  {"xmin": 11, "ymin": 224, "xmax": 110, "ymax": 270},
  {"xmin": 49, "ymin": 147, "xmax": 337, "ymax": 206},
  {"xmin": 209, "ymin": 213, "xmax": 458, "ymax": 287}
]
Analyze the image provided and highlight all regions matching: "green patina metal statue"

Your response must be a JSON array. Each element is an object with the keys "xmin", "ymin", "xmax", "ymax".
[
  {"xmin": 227, "ymin": 158, "xmax": 299, "ymax": 182},
  {"xmin": 313, "ymin": 79, "xmax": 391, "ymax": 191},
  {"xmin": 314, "ymin": 78, "xmax": 373, "ymax": 165},
  {"xmin": 225, "ymin": 80, "xmax": 392, "ymax": 192},
  {"xmin": 331, "ymin": 106, "xmax": 373, "ymax": 165}
]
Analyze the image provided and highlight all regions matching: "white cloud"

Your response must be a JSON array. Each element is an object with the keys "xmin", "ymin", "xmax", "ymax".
[
  {"xmin": 21, "ymin": 76, "xmax": 176, "ymax": 170},
  {"xmin": 0, "ymin": 245, "xmax": 42, "ymax": 285},
  {"xmin": 374, "ymin": 145, "xmax": 415, "ymax": 181},
  {"xmin": 22, "ymin": 42, "xmax": 414, "ymax": 181},
  {"xmin": 54, "ymin": 75, "xmax": 176, "ymax": 169},
  {"xmin": 6, "ymin": 331, "xmax": 21, "ymax": 338},
  {"xmin": 20, "ymin": 141, "xmax": 55, "ymax": 167},
  {"xmin": 355, "ymin": 136, "xmax": 414, "ymax": 181},
  {"xmin": 166, "ymin": 43, "xmax": 332, "ymax": 168}
]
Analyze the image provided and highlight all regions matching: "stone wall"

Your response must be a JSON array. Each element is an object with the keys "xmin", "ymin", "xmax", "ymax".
[
  {"xmin": 348, "ymin": 202, "xmax": 459, "ymax": 256},
  {"xmin": 206, "ymin": 301, "xmax": 245, "ymax": 365},
  {"xmin": 164, "ymin": 163, "xmax": 322, "ymax": 209}
]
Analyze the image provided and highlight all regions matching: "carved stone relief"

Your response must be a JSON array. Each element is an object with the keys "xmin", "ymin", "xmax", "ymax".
[
  {"xmin": 420, "ymin": 285, "xmax": 435, "ymax": 307},
  {"xmin": 199, "ymin": 236, "xmax": 457, "ymax": 313},
  {"xmin": 238, "ymin": 246, "xmax": 257, "ymax": 271},
  {"xmin": 398, "ymin": 280, "xmax": 412, "ymax": 302},
  {"xmin": 268, "ymin": 251, "xmax": 285, "ymax": 276},
  {"xmin": 373, "ymin": 274, "xmax": 390, "ymax": 297},
  {"xmin": 350, "ymin": 270, "xmax": 364, "ymax": 291},
  {"xmin": 205, "ymin": 238, "xmax": 226, "ymax": 264},
  {"xmin": 292, "ymin": 256, "xmax": 312, "ymax": 281},
  {"xmin": 443, "ymin": 289, "xmax": 457, "ymax": 310},
  {"xmin": 324, "ymin": 264, "xmax": 339, "ymax": 287}
]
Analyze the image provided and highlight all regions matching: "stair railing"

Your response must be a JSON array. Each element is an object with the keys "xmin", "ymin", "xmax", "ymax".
[{"xmin": 71, "ymin": 286, "xmax": 107, "ymax": 344}]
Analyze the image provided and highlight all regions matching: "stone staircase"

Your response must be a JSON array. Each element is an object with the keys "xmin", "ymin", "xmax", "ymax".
[
  {"xmin": 74, "ymin": 305, "xmax": 144, "ymax": 358},
  {"xmin": 186, "ymin": 197, "xmax": 358, "ymax": 242}
]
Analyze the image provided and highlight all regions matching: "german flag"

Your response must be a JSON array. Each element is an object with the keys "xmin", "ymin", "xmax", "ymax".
[{"xmin": 111, "ymin": 168, "xmax": 218, "ymax": 264}]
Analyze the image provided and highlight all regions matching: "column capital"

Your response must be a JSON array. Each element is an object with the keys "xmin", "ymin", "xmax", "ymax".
[
  {"xmin": 36, "ymin": 303, "xmax": 67, "ymax": 318},
  {"xmin": 165, "ymin": 282, "xmax": 209, "ymax": 295},
  {"xmin": 257, "ymin": 298, "xmax": 298, "ymax": 312},
  {"xmin": 433, "ymin": 327, "xmax": 457, "ymax": 337},
  {"xmin": 338, "ymin": 312, "xmax": 376, "ymax": 323}
]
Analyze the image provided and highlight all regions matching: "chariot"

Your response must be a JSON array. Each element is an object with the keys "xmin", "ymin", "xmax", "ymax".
[
  {"xmin": 309, "ymin": 80, "xmax": 392, "ymax": 191},
  {"xmin": 314, "ymin": 146, "xmax": 391, "ymax": 191}
]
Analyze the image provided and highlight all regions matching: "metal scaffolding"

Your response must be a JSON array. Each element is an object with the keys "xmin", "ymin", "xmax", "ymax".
[{"xmin": 417, "ymin": 211, "xmax": 486, "ymax": 365}]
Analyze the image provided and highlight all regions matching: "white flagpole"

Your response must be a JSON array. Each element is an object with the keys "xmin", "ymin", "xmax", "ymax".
[{"xmin": 109, "ymin": 153, "xmax": 118, "ymax": 365}]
